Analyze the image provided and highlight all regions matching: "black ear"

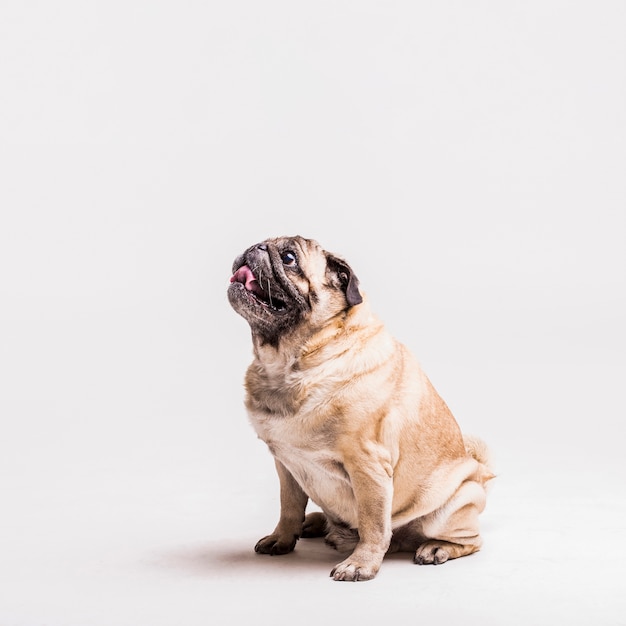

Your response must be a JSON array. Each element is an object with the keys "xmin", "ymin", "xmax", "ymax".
[{"xmin": 326, "ymin": 254, "xmax": 363, "ymax": 306}]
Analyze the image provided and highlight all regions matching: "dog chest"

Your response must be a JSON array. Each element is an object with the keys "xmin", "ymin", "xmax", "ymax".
[{"xmin": 250, "ymin": 411, "xmax": 360, "ymax": 525}]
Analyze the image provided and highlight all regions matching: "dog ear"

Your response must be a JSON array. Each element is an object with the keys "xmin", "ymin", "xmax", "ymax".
[{"xmin": 326, "ymin": 254, "xmax": 363, "ymax": 306}]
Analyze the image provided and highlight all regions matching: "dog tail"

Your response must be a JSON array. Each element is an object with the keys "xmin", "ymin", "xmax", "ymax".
[{"xmin": 463, "ymin": 434, "xmax": 496, "ymax": 485}]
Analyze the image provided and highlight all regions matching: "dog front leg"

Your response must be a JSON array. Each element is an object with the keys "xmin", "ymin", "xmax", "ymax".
[
  {"xmin": 255, "ymin": 459, "xmax": 308, "ymax": 556},
  {"xmin": 330, "ymin": 459, "xmax": 393, "ymax": 581}
]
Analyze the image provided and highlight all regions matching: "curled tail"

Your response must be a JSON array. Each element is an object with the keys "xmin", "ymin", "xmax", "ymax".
[{"xmin": 463, "ymin": 434, "xmax": 496, "ymax": 485}]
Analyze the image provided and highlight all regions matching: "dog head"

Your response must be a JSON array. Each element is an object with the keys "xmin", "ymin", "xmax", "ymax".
[{"xmin": 228, "ymin": 236, "xmax": 362, "ymax": 346}]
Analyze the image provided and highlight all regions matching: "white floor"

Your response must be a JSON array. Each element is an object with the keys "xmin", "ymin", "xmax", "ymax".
[{"xmin": 2, "ymin": 363, "xmax": 625, "ymax": 626}]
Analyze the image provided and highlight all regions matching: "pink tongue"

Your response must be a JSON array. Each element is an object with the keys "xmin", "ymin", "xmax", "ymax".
[{"xmin": 230, "ymin": 265, "xmax": 261, "ymax": 292}]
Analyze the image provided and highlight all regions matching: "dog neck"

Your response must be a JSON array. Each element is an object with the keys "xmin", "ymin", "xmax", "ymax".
[{"xmin": 250, "ymin": 295, "xmax": 378, "ymax": 370}]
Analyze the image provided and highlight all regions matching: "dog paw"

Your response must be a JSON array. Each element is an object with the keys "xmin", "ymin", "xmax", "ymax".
[
  {"xmin": 414, "ymin": 542, "xmax": 450, "ymax": 565},
  {"xmin": 324, "ymin": 525, "xmax": 359, "ymax": 553},
  {"xmin": 330, "ymin": 558, "xmax": 378, "ymax": 581},
  {"xmin": 254, "ymin": 533, "xmax": 298, "ymax": 555},
  {"xmin": 301, "ymin": 512, "xmax": 327, "ymax": 538}
]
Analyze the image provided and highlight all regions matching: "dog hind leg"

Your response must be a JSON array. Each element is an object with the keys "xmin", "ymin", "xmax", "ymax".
[{"xmin": 414, "ymin": 477, "xmax": 488, "ymax": 565}]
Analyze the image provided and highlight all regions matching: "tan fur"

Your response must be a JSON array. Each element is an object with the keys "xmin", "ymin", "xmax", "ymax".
[{"xmin": 229, "ymin": 236, "xmax": 494, "ymax": 581}]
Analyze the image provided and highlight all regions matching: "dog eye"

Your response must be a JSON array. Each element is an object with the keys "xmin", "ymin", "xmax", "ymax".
[{"xmin": 281, "ymin": 251, "xmax": 297, "ymax": 266}]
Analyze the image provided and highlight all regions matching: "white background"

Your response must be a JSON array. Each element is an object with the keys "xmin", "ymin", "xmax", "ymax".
[{"xmin": 1, "ymin": 2, "xmax": 625, "ymax": 625}]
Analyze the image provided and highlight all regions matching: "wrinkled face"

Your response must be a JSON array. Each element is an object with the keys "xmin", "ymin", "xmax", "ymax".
[{"xmin": 227, "ymin": 236, "xmax": 362, "ymax": 345}]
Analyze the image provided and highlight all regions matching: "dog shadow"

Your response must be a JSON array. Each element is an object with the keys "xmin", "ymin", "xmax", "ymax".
[{"xmin": 152, "ymin": 536, "xmax": 344, "ymax": 579}]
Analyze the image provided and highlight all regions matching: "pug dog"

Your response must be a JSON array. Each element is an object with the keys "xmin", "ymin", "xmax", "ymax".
[{"xmin": 228, "ymin": 235, "xmax": 494, "ymax": 581}]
